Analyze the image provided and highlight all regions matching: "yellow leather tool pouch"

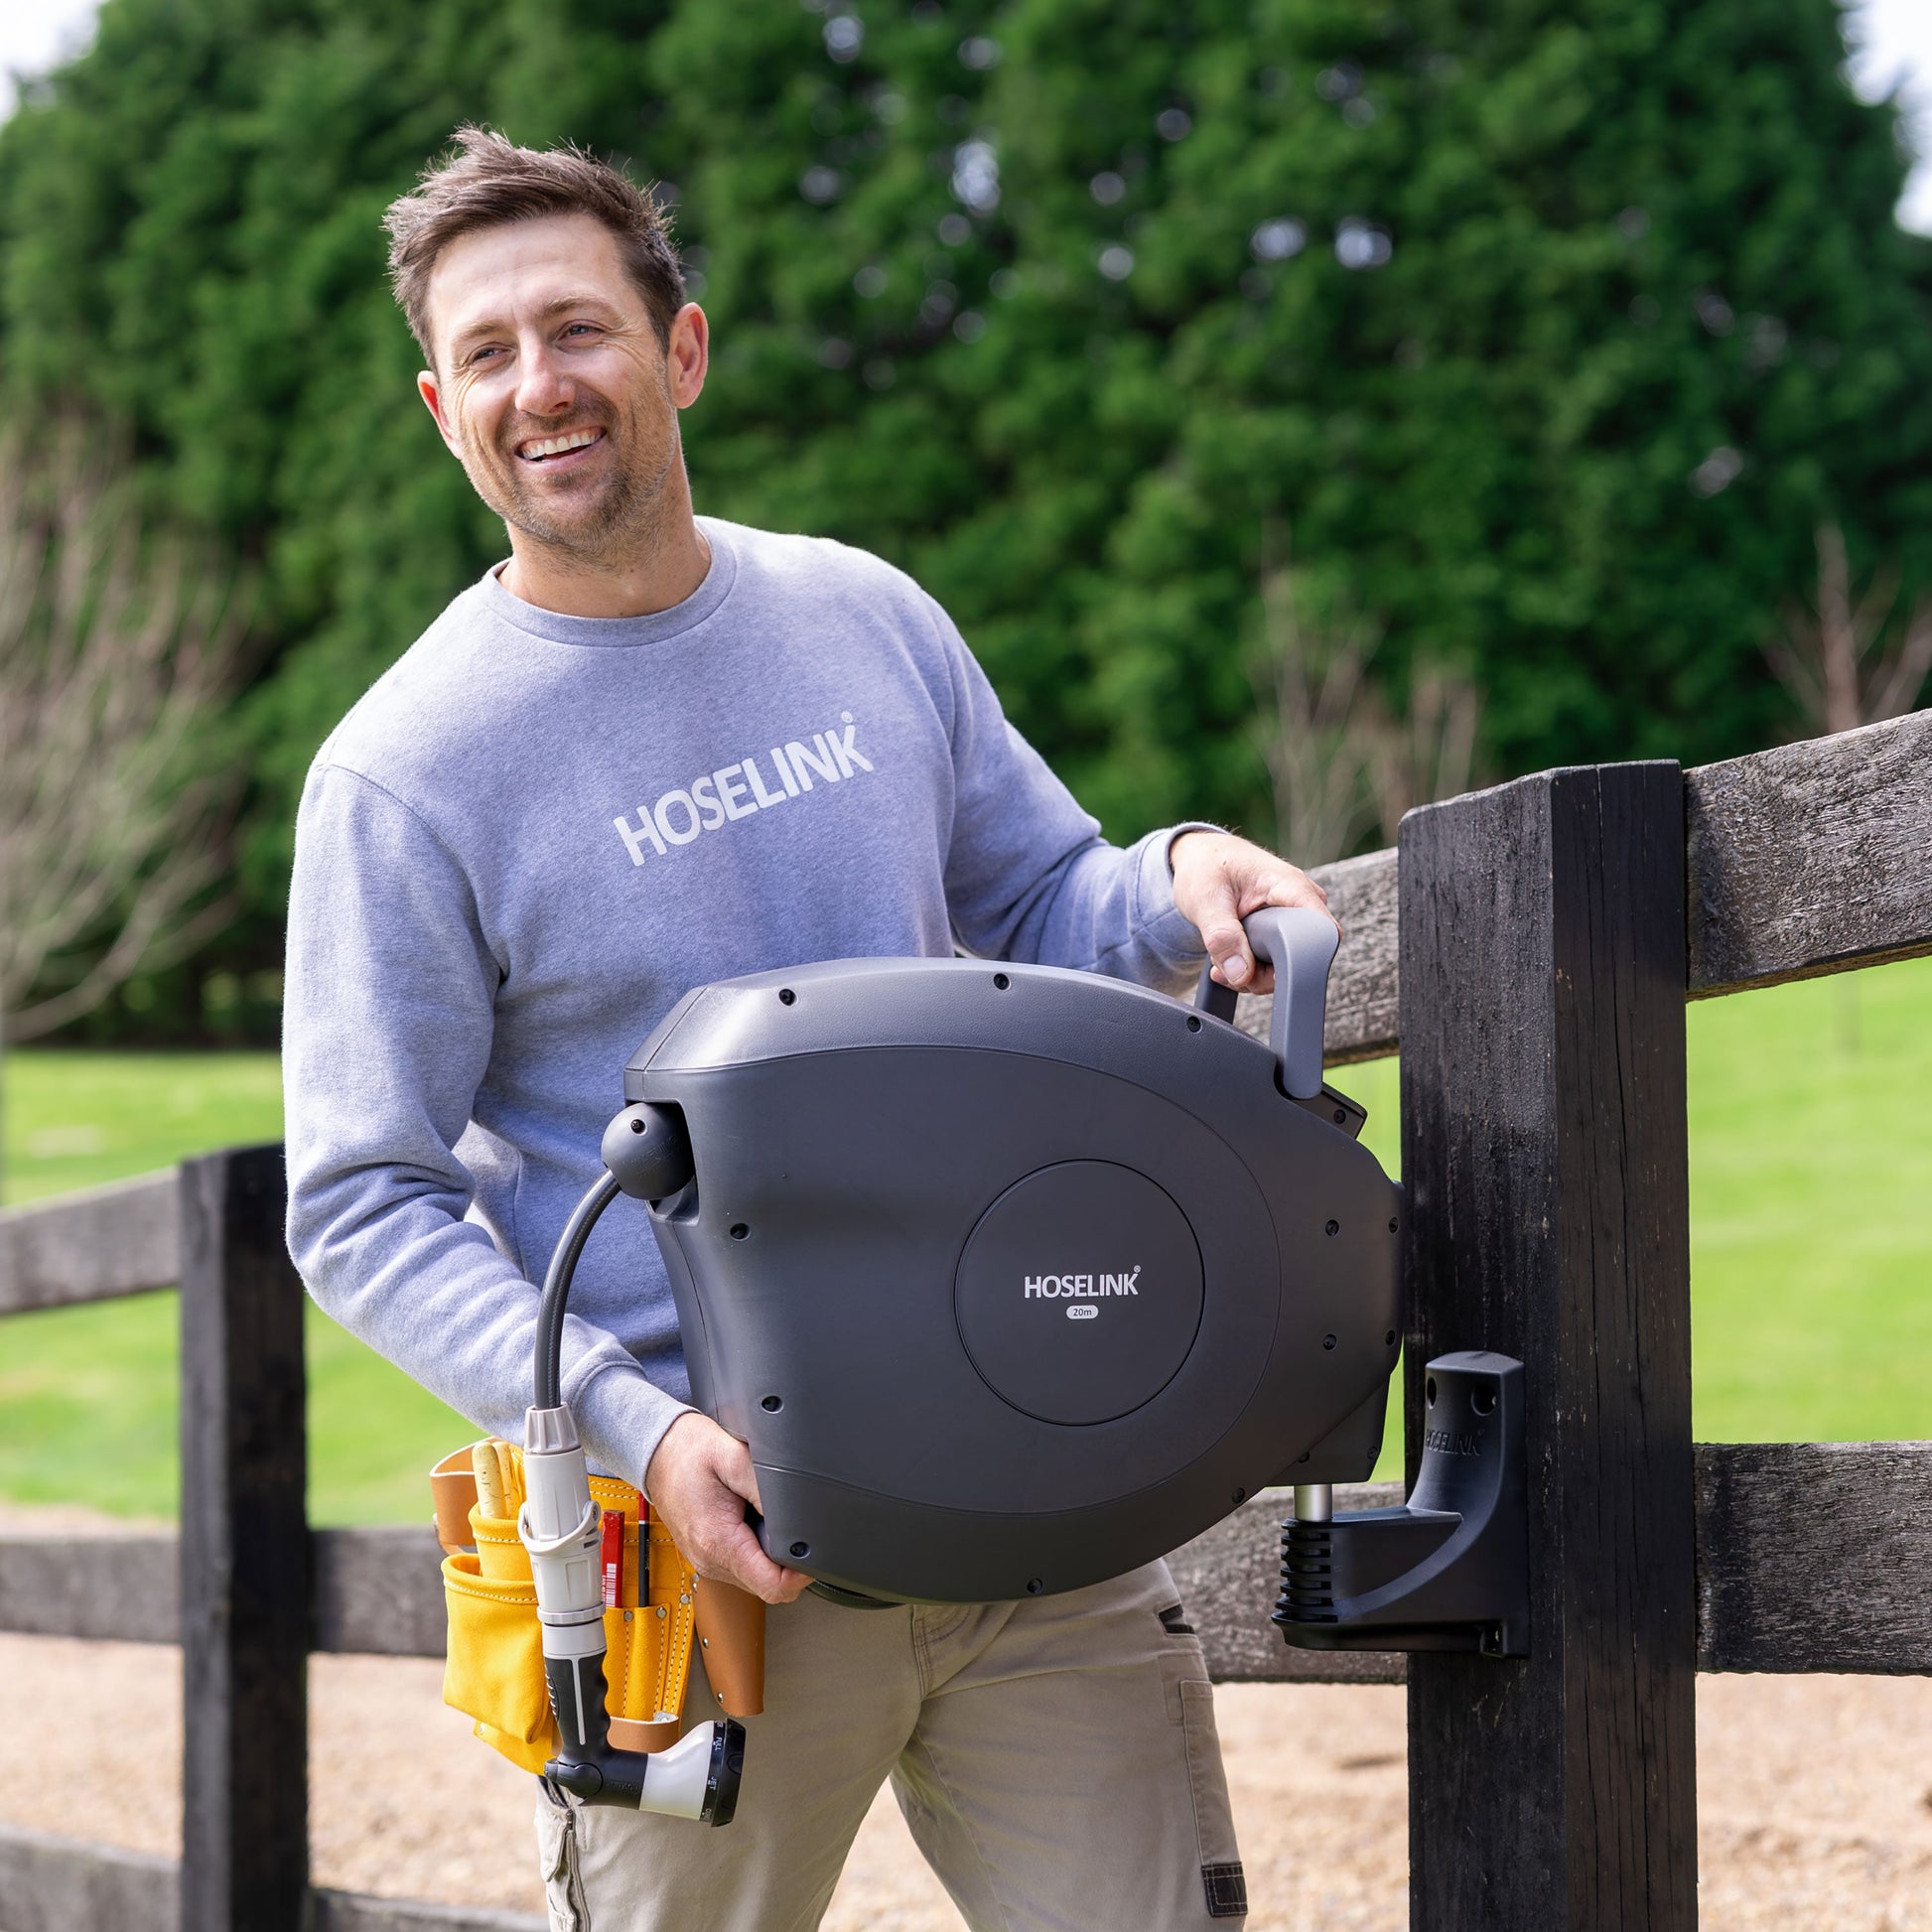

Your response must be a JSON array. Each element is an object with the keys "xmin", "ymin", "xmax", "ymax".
[
  {"xmin": 433, "ymin": 1444, "xmax": 699, "ymax": 1773},
  {"xmin": 442, "ymin": 1548, "xmax": 555, "ymax": 1773}
]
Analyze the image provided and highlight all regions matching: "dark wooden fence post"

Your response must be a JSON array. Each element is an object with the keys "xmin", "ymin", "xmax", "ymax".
[
  {"xmin": 179, "ymin": 1146, "xmax": 310, "ymax": 1932},
  {"xmin": 1399, "ymin": 764, "xmax": 1698, "ymax": 1930}
]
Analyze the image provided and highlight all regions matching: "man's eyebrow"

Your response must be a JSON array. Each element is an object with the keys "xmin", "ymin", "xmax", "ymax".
[{"xmin": 448, "ymin": 293, "xmax": 625, "ymax": 353}]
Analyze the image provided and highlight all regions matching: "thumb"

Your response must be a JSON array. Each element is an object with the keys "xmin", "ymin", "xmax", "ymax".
[
  {"xmin": 1197, "ymin": 893, "xmax": 1255, "ymax": 989},
  {"xmin": 714, "ymin": 1435, "xmax": 764, "ymax": 1517}
]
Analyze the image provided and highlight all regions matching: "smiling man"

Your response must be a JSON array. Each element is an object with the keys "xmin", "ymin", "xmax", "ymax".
[{"xmin": 284, "ymin": 128, "xmax": 1331, "ymax": 1932}]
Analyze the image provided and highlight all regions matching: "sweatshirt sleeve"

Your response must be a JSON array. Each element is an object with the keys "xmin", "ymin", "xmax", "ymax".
[
  {"xmin": 282, "ymin": 761, "xmax": 690, "ymax": 1492},
  {"xmin": 928, "ymin": 606, "xmax": 1215, "ymax": 992}
]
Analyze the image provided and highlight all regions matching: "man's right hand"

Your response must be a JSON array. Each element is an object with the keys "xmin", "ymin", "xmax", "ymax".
[{"xmin": 644, "ymin": 1411, "xmax": 811, "ymax": 1604}]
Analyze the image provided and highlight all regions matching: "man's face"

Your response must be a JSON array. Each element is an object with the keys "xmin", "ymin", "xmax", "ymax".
[{"xmin": 417, "ymin": 212, "xmax": 707, "ymax": 556}]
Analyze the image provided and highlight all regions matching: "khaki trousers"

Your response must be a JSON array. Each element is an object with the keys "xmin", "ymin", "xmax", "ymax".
[{"xmin": 533, "ymin": 1558, "xmax": 1248, "ymax": 1931}]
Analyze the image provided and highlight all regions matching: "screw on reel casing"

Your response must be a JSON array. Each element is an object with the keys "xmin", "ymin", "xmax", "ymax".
[{"xmin": 1274, "ymin": 1352, "xmax": 1530, "ymax": 1658}]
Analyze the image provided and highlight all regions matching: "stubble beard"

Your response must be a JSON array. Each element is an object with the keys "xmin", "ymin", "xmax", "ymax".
[{"xmin": 463, "ymin": 402, "xmax": 679, "ymax": 570}]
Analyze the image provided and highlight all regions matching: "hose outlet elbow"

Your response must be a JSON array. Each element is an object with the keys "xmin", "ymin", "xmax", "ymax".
[{"xmin": 602, "ymin": 1103, "xmax": 695, "ymax": 1200}]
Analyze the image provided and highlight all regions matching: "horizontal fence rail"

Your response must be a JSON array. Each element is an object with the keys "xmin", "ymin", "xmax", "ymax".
[
  {"xmin": 7, "ymin": 1451, "xmax": 1928, "ymax": 1675},
  {"xmin": 0, "ymin": 1827, "xmax": 545, "ymax": 1932},
  {"xmin": 0, "ymin": 1171, "xmax": 178, "ymax": 1315},
  {"xmin": 4, "ymin": 1444, "xmax": 1927, "ymax": 1932},
  {"xmin": 1684, "ymin": 707, "xmax": 1932, "ymax": 994},
  {"xmin": 1240, "ymin": 707, "xmax": 1932, "ymax": 1063}
]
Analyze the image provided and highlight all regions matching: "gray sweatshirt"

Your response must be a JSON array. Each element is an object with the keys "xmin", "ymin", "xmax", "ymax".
[{"xmin": 283, "ymin": 517, "xmax": 1211, "ymax": 1492}]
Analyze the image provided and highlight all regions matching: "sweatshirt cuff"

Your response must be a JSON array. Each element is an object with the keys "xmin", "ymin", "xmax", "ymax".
[
  {"xmin": 571, "ymin": 1359, "xmax": 695, "ymax": 1496},
  {"xmin": 1134, "ymin": 822, "xmax": 1223, "ymax": 973}
]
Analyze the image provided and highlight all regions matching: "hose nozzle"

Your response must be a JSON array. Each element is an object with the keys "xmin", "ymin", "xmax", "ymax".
[{"xmin": 547, "ymin": 1720, "xmax": 747, "ymax": 1825}]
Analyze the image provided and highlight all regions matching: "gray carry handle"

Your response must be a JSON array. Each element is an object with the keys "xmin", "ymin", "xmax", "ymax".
[{"xmin": 1244, "ymin": 906, "xmax": 1340, "ymax": 1099}]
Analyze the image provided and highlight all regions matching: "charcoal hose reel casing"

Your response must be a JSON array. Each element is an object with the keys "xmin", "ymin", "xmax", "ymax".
[
  {"xmin": 618, "ymin": 908, "xmax": 1413, "ymax": 1607},
  {"xmin": 531, "ymin": 908, "xmax": 1531, "ymax": 1812}
]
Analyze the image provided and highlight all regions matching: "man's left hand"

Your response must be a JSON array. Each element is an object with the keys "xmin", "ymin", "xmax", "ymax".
[{"xmin": 1170, "ymin": 830, "xmax": 1336, "ymax": 997}]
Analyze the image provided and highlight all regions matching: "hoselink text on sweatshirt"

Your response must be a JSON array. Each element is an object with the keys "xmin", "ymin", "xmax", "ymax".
[{"xmin": 284, "ymin": 518, "xmax": 1212, "ymax": 1492}]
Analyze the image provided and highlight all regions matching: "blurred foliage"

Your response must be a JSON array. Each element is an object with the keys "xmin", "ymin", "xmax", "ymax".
[{"xmin": 1, "ymin": 0, "xmax": 1929, "ymax": 984}]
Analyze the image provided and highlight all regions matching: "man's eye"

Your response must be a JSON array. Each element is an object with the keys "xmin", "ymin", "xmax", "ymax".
[
  {"xmin": 565, "ymin": 324, "xmax": 599, "ymax": 339},
  {"xmin": 468, "ymin": 345, "xmax": 506, "ymax": 366}
]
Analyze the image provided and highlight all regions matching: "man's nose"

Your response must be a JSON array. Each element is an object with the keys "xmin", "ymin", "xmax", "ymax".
[{"xmin": 513, "ymin": 336, "xmax": 575, "ymax": 417}]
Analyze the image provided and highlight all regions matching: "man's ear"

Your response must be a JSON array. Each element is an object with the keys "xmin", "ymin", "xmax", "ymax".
[
  {"xmin": 417, "ymin": 369, "xmax": 462, "ymax": 455},
  {"xmin": 667, "ymin": 304, "xmax": 709, "ymax": 409}
]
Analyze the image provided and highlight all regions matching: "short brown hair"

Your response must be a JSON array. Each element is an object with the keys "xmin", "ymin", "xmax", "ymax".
[{"xmin": 383, "ymin": 126, "xmax": 684, "ymax": 363}]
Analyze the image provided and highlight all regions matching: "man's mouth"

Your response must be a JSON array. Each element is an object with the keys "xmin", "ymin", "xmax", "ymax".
[{"xmin": 515, "ymin": 427, "xmax": 606, "ymax": 464}]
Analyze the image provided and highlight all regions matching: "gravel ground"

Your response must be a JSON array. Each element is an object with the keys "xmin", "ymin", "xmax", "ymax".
[
  {"xmin": 3, "ymin": 1505, "xmax": 1929, "ymax": 1928},
  {"xmin": 4, "ymin": 1641, "xmax": 1928, "ymax": 1928}
]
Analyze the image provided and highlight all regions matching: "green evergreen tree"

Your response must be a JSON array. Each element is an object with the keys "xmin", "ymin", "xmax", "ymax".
[{"xmin": 0, "ymin": 0, "xmax": 1925, "ymax": 994}]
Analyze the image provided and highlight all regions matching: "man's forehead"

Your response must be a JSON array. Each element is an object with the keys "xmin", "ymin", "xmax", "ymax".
[{"xmin": 429, "ymin": 213, "xmax": 637, "ymax": 344}]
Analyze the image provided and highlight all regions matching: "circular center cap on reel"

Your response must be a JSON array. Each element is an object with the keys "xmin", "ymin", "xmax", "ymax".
[{"xmin": 953, "ymin": 1161, "xmax": 1205, "ymax": 1426}]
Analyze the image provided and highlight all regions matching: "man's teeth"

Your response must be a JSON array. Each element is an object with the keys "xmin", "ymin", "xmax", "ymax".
[{"xmin": 519, "ymin": 430, "xmax": 602, "ymax": 460}]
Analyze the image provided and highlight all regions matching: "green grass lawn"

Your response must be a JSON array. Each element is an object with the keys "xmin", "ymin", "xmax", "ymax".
[
  {"xmin": 2, "ymin": 957, "xmax": 1927, "ymax": 1522},
  {"xmin": 1339, "ymin": 956, "xmax": 1932, "ymax": 1472},
  {"xmin": 0, "ymin": 1050, "xmax": 471, "ymax": 1525}
]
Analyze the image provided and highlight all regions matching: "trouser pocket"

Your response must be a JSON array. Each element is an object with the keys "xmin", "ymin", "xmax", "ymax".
[
  {"xmin": 1177, "ymin": 1678, "xmax": 1248, "ymax": 1920},
  {"xmin": 1158, "ymin": 1602, "xmax": 1248, "ymax": 1925},
  {"xmin": 535, "ymin": 1777, "xmax": 591, "ymax": 1932}
]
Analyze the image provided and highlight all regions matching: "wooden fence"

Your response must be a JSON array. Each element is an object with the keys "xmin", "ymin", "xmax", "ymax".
[{"xmin": 2, "ymin": 710, "xmax": 1930, "ymax": 1931}]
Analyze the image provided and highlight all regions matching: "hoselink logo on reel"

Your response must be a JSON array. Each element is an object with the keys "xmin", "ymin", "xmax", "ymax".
[{"xmin": 1025, "ymin": 1268, "xmax": 1141, "ymax": 1319}]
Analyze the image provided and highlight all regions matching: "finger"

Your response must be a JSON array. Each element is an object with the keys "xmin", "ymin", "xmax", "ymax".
[
  {"xmin": 721, "ymin": 1522, "xmax": 811, "ymax": 1604},
  {"xmin": 703, "ymin": 1516, "xmax": 788, "ymax": 1599},
  {"xmin": 767, "ymin": 1566, "xmax": 812, "ymax": 1603},
  {"xmin": 1258, "ymin": 872, "xmax": 1339, "ymax": 937}
]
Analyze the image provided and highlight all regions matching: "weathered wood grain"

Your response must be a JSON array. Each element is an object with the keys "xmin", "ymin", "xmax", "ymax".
[
  {"xmin": 1686, "ymin": 708, "xmax": 1932, "ymax": 995},
  {"xmin": 1400, "ymin": 764, "xmax": 1698, "ymax": 1931},
  {"xmin": 1697, "ymin": 1441, "xmax": 1932, "ymax": 1674},
  {"xmin": 0, "ymin": 1526, "xmax": 447, "ymax": 1655},
  {"xmin": 0, "ymin": 1827, "xmax": 542, "ymax": 1932},
  {"xmin": 0, "ymin": 1827, "xmax": 182, "ymax": 1932},
  {"xmin": 0, "ymin": 1534, "xmax": 176, "ymax": 1641},
  {"xmin": 179, "ymin": 1147, "xmax": 311, "ymax": 1932},
  {"xmin": 0, "ymin": 1170, "xmax": 178, "ymax": 1315},
  {"xmin": 1167, "ymin": 1485, "xmax": 1408, "ymax": 1684},
  {"xmin": 1238, "ymin": 847, "xmax": 1400, "ymax": 1066},
  {"xmin": 314, "ymin": 1525, "xmax": 448, "ymax": 1657}
]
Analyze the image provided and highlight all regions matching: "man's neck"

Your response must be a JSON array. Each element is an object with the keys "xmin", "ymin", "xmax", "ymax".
[{"xmin": 499, "ymin": 509, "xmax": 713, "ymax": 621}]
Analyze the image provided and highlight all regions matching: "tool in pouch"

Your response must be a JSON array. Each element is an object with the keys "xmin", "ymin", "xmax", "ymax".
[{"xmin": 432, "ymin": 1106, "xmax": 761, "ymax": 1822}]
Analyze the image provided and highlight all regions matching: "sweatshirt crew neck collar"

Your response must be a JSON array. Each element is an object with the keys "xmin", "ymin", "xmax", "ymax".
[{"xmin": 479, "ymin": 516, "xmax": 740, "ymax": 648}]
